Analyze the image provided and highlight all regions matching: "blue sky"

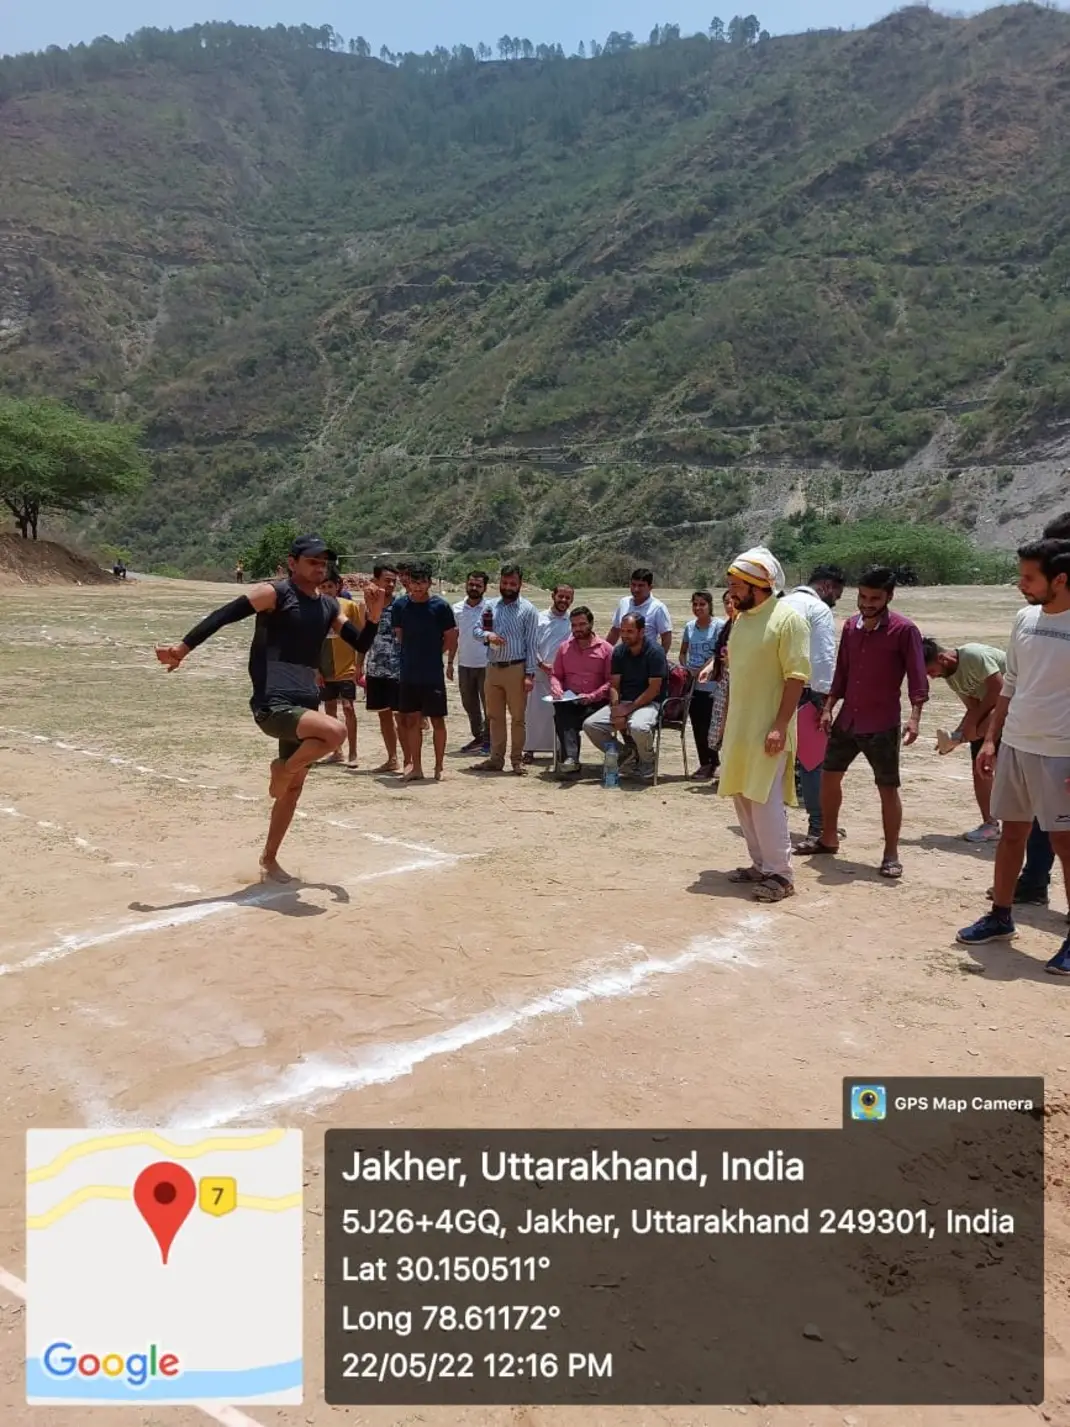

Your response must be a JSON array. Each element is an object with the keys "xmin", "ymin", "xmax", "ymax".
[{"xmin": 2, "ymin": 1, "xmax": 990, "ymax": 60}]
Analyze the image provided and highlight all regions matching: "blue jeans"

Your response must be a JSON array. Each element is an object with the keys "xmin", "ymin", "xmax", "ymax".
[
  {"xmin": 796, "ymin": 688, "xmax": 825, "ymax": 834},
  {"xmin": 797, "ymin": 762, "xmax": 823, "ymax": 834},
  {"xmin": 1019, "ymin": 819, "xmax": 1055, "ymax": 895}
]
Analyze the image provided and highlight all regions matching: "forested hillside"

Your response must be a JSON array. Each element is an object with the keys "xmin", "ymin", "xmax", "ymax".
[{"xmin": 2, "ymin": 6, "xmax": 1070, "ymax": 577}]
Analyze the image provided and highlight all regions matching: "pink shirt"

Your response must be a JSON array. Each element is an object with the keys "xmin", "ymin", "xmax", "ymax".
[{"xmin": 550, "ymin": 636, "xmax": 614, "ymax": 701}]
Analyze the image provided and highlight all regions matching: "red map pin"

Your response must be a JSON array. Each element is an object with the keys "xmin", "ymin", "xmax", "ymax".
[{"xmin": 133, "ymin": 1161, "xmax": 196, "ymax": 1265}]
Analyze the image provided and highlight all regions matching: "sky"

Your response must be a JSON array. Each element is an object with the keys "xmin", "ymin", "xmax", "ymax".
[{"xmin": 1, "ymin": 0, "xmax": 989, "ymax": 60}]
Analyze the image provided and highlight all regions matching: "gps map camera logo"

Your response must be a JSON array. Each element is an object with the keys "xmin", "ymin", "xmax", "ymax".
[{"xmin": 850, "ymin": 1084, "xmax": 887, "ymax": 1121}]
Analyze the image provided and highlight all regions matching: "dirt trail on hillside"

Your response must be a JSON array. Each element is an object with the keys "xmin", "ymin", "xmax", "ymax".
[{"xmin": 0, "ymin": 534, "xmax": 114, "ymax": 586}]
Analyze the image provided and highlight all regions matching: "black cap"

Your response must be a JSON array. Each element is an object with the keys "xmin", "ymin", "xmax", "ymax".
[{"xmin": 289, "ymin": 534, "xmax": 335, "ymax": 560}]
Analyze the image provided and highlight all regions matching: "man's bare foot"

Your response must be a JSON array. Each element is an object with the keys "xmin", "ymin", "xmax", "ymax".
[
  {"xmin": 259, "ymin": 857, "xmax": 294, "ymax": 884},
  {"xmin": 268, "ymin": 759, "xmax": 289, "ymax": 799},
  {"xmin": 374, "ymin": 758, "xmax": 398, "ymax": 773},
  {"xmin": 346, "ymin": 754, "xmax": 359, "ymax": 768},
  {"xmin": 401, "ymin": 768, "xmax": 425, "ymax": 783},
  {"xmin": 434, "ymin": 765, "xmax": 444, "ymax": 781}
]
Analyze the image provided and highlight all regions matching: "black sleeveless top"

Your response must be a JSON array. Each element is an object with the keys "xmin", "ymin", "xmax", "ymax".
[{"xmin": 248, "ymin": 579, "xmax": 339, "ymax": 713}]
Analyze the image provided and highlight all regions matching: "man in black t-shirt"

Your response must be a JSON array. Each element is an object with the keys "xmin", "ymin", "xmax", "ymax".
[
  {"xmin": 155, "ymin": 534, "xmax": 383, "ymax": 882},
  {"xmin": 391, "ymin": 561, "xmax": 458, "ymax": 782},
  {"xmin": 582, "ymin": 613, "xmax": 668, "ymax": 779}
]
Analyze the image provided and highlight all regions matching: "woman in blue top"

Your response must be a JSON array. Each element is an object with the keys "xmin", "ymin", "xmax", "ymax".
[{"xmin": 678, "ymin": 590, "xmax": 727, "ymax": 779}]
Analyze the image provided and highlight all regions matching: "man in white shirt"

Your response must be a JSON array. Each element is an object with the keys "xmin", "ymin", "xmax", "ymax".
[
  {"xmin": 523, "ymin": 584, "xmax": 575, "ymax": 761},
  {"xmin": 957, "ymin": 538, "xmax": 1070, "ymax": 974},
  {"xmin": 447, "ymin": 570, "xmax": 490, "ymax": 754},
  {"xmin": 783, "ymin": 564, "xmax": 846, "ymax": 837},
  {"xmin": 607, "ymin": 567, "xmax": 673, "ymax": 653}
]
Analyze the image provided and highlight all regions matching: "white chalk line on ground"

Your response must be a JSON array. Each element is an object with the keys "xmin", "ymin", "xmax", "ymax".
[
  {"xmin": 176, "ymin": 914, "xmax": 766, "ymax": 1128},
  {"xmin": 0, "ymin": 802, "xmax": 111, "ymax": 860},
  {"xmin": 0, "ymin": 856, "xmax": 458, "ymax": 979},
  {"xmin": 0, "ymin": 726, "xmax": 222, "ymax": 790},
  {"xmin": 0, "ymin": 729, "xmax": 492, "ymax": 848},
  {"xmin": 0, "ymin": 1265, "xmax": 265, "ymax": 1427}
]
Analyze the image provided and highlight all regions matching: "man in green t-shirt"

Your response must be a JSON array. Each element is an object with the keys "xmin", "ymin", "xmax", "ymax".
[{"xmin": 923, "ymin": 639, "xmax": 1006, "ymax": 843}]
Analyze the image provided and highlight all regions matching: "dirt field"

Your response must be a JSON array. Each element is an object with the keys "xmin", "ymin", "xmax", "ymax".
[{"xmin": 1, "ymin": 579, "xmax": 1068, "ymax": 1427}]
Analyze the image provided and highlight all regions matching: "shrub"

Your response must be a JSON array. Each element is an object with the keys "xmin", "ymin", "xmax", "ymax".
[{"xmin": 771, "ymin": 515, "xmax": 1015, "ymax": 585}]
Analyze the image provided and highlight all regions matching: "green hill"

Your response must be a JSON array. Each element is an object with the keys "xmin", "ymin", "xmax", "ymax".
[{"xmin": 2, "ymin": 7, "xmax": 1070, "ymax": 578}]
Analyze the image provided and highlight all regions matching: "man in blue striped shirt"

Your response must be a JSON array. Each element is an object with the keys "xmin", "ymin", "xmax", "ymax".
[{"xmin": 473, "ymin": 563, "xmax": 540, "ymax": 774}]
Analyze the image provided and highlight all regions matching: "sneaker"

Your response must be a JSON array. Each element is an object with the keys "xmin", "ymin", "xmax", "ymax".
[
  {"xmin": 936, "ymin": 728, "xmax": 964, "ymax": 756},
  {"xmin": 964, "ymin": 821, "xmax": 1001, "ymax": 844},
  {"xmin": 957, "ymin": 912, "xmax": 1016, "ymax": 945},
  {"xmin": 459, "ymin": 738, "xmax": 483, "ymax": 753},
  {"xmin": 477, "ymin": 743, "xmax": 490, "ymax": 756},
  {"xmin": 636, "ymin": 764, "xmax": 655, "ymax": 781},
  {"xmin": 559, "ymin": 758, "xmax": 580, "ymax": 775},
  {"xmin": 1045, "ymin": 938, "xmax": 1070, "ymax": 976}
]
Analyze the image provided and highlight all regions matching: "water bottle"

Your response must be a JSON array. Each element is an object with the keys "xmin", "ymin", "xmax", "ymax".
[{"xmin": 602, "ymin": 740, "xmax": 620, "ymax": 788}]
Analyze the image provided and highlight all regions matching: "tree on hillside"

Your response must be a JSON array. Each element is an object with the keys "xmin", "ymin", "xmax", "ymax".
[
  {"xmin": 242, "ymin": 519, "xmax": 300, "ymax": 579},
  {"xmin": 728, "ymin": 14, "xmax": 762, "ymax": 44},
  {"xmin": 0, "ymin": 398, "xmax": 149, "ymax": 540}
]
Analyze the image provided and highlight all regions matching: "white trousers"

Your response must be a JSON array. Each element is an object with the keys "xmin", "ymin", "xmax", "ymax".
[{"xmin": 732, "ymin": 755, "xmax": 792, "ymax": 880}]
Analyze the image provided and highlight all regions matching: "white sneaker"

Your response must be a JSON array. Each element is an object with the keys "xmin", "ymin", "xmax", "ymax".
[
  {"xmin": 935, "ymin": 728, "xmax": 963, "ymax": 756},
  {"xmin": 964, "ymin": 821, "xmax": 1001, "ymax": 843}
]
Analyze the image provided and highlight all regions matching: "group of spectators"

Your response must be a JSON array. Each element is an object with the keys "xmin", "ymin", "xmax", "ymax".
[{"xmin": 198, "ymin": 521, "xmax": 1069, "ymax": 975}]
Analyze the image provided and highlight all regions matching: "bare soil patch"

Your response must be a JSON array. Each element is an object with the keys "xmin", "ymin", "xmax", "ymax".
[{"xmin": 0, "ymin": 581, "xmax": 1066, "ymax": 1427}]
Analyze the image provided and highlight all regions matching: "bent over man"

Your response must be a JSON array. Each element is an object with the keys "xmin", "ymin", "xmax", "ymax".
[{"xmin": 155, "ymin": 535, "xmax": 383, "ymax": 883}]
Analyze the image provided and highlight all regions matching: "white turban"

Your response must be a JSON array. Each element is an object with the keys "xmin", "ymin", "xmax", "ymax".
[{"xmin": 727, "ymin": 546, "xmax": 785, "ymax": 594}]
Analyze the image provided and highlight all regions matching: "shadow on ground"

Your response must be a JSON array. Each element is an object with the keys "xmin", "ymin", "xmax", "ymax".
[{"xmin": 130, "ymin": 880, "xmax": 349, "ymax": 919}]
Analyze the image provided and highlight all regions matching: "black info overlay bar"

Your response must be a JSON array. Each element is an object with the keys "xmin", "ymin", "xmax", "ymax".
[{"xmin": 324, "ymin": 1078, "xmax": 1043, "ymax": 1405}]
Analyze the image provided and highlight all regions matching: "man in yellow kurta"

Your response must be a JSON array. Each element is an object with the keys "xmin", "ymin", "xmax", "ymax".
[{"xmin": 712, "ymin": 546, "xmax": 810, "ymax": 902}]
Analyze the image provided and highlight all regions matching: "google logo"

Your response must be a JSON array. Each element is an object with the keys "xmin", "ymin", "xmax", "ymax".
[{"xmin": 42, "ymin": 1341, "xmax": 181, "ymax": 1388}]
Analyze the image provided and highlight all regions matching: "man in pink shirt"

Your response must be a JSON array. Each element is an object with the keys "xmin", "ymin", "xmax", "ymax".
[{"xmin": 550, "ymin": 605, "xmax": 613, "ymax": 776}]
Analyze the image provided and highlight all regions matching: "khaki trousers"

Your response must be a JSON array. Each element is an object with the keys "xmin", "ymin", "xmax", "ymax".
[{"xmin": 485, "ymin": 663, "xmax": 528, "ymax": 766}]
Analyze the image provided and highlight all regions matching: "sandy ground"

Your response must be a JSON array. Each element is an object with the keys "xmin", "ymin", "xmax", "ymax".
[{"xmin": 1, "ymin": 580, "xmax": 1068, "ymax": 1427}]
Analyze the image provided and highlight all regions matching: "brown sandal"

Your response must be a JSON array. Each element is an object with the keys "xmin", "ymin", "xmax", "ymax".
[
  {"xmin": 754, "ymin": 875, "xmax": 796, "ymax": 902},
  {"xmin": 728, "ymin": 866, "xmax": 765, "ymax": 883}
]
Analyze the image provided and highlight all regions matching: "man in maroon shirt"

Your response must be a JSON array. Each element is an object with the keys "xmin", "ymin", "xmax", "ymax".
[{"xmin": 800, "ymin": 565, "xmax": 928, "ymax": 878}]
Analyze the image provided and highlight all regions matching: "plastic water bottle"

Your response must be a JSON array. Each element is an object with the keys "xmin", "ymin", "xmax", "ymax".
[{"xmin": 602, "ymin": 740, "xmax": 620, "ymax": 788}]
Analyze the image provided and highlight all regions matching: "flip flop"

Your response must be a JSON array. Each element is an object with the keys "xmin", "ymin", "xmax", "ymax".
[
  {"xmin": 728, "ymin": 866, "xmax": 765, "ymax": 883},
  {"xmin": 880, "ymin": 859, "xmax": 903, "ymax": 880}
]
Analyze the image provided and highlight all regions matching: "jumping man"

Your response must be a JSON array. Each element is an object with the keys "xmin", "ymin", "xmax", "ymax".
[{"xmin": 155, "ymin": 535, "xmax": 383, "ymax": 882}]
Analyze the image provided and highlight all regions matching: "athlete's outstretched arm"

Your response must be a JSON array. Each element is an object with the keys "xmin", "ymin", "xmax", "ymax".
[
  {"xmin": 334, "ymin": 612, "xmax": 380, "ymax": 655},
  {"xmin": 156, "ymin": 582, "xmax": 277, "ymax": 671},
  {"xmin": 330, "ymin": 578, "xmax": 386, "ymax": 655}
]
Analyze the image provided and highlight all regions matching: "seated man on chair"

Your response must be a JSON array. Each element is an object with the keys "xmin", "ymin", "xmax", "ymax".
[
  {"xmin": 549, "ymin": 606, "xmax": 613, "ymax": 776},
  {"xmin": 582, "ymin": 612, "xmax": 668, "ymax": 780}
]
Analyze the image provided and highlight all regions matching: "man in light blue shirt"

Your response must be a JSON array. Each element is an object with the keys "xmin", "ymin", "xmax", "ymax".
[
  {"xmin": 607, "ymin": 567, "xmax": 673, "ymax": 652},
  {"xmin": 472, "ymin": 564, "xmax": 540, "ymax": 774},
  {"xmin": 448, "ymin": 569, "xmax": 490, "ymax": 753}
]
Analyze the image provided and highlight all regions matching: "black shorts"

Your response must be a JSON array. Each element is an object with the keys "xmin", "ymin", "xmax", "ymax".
[
  {"xmin": 322, "ymin": 679, "xmax": 357, "ymax": 703},
  {"xmin": 398, "ymin": 681, "xmax": 448, "ymax": 718},
  {"xmin": 970, "ymin": 735, "xmax": 1001, "ymax": 763},
  {"xmin": 824, "ymin": 724, "xmax": 901, "ymax": 788},
  {"xmin": 365, "ymin": 676, "xmax": 400, "ymax": 711},
  {"xmin": 253, "ymin": 701, "xmax": 312, "ymax": 761}
]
